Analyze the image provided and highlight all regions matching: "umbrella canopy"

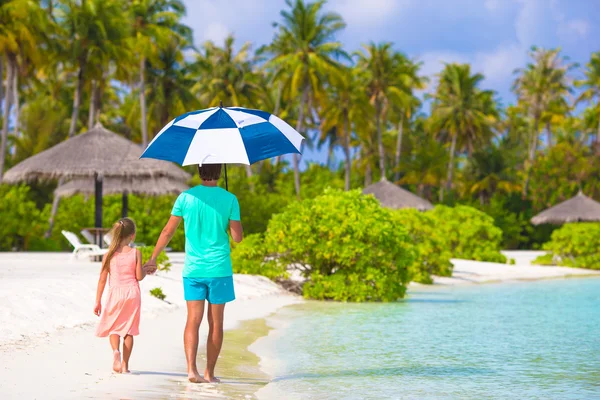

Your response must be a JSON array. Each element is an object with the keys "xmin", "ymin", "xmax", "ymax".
[
  {"xmin": 55, "ymin": 176, "xmax": 189, "ymax": 197},
  {"xmin": 363, "ymin": 180, "xmax": 434, "ymax": 211},
  {"xmin": 531, "ymin": 191, "xmax": 600, "ymax": 225},
  {"xmin": 3, "ymin": 123, "xmax": 189, "ymax": 183},
  {"xmin": 141, "ymin": 106, "xmax": 304, "ymax": 166}
]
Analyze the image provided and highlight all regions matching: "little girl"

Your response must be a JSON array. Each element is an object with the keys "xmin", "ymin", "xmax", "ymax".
[{"xmin": 94, "ymin": 217, "xmax": 145, "ymax": 374}]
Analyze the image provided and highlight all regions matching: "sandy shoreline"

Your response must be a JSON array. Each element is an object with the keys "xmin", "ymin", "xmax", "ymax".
[
  {"xmin": 0, "ymin": 252, "xmax": 301, "ymax": 399},
  {"xmin": 1, "ymin": 251, "xmax": 599, "ymax": 399}
]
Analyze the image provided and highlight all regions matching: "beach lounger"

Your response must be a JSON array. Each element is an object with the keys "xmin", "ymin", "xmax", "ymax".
[
  {"xmin": 62, "ymin": 230, "xmax": 108, "ymax": 260},
  {"xmin": 80, "ymin": 229, "xmax": 96, "ymax": 245}
]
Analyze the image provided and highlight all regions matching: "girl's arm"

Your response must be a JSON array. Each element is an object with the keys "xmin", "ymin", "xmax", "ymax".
[
  {"xmin": 94, "ymin": 264, "xmax": 109, "ymax": 316},
  {"xmin": 135, "ymin": 249, "xmax": 146, "ymax": 281}
]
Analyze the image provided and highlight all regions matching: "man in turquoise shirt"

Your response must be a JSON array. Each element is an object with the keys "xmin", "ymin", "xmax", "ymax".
[{"xmin": 145, "ymin": 164, "xmax": 243, "ymax": 384}]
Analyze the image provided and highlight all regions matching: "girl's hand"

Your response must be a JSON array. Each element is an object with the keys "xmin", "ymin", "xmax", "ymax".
[{"xmin": 94, "ymin": 302, "xmax": 102, "ymax": 316}]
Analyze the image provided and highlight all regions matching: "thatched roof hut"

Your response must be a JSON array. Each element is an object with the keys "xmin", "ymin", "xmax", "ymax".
[
  {"xmin": 3, "ymin": 123, "xmax": 189, "ymax": 182},
  {"xmin": 363, "ymin": 179, "xmax": 433, "ymax": 211},
  {"xmin": 55, "ymin": 176, "xmax": 189, "ymax": 198},
  {"xmin": 3, "ymin": 123, "xmax": 190, "ymax": 236},
  {"xmin": 531, "ymin": 191, "xmax": 600, "ymax": 225}
]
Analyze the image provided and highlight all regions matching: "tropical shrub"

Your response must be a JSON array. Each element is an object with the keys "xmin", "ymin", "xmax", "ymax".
[
  {"xmin": 230, "ymin": 234, "xmax": 286, "ymax": 280},
  {"xmin": 536, "ymin": 223, "xmax": 600, "ymax": 269},
  {"xmin": 149, "ymin": 287, "xmax": 166, "ymax": 300},
  {"xmin": 431, "ymin": 205, "xmax": 506, "ymax": 263},
  {"xmin": 0, "ymin": 185, "xmax": 45, "ymax": 251},
  {"xmin": 264, "ymin": 189, "xmax": 415, "ymax": 302},
  {"xmin": 392, "ymin": 209, "xmax": 453, "ymax": 284}
]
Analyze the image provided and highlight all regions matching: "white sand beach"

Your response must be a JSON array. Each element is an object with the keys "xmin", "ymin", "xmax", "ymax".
[
  {"xmin": 0, "ymin": 252, "xmax": 301, "ymax": 399},
  {"xmin": 1, "ymin": 251, "xmax": 599, "ymax": 399},
  {"xmin": 428, "ymin": 251, "xmax": 600, "ymax": 285}
]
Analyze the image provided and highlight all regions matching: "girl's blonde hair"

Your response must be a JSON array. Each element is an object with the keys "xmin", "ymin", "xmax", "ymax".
[{"xmin": 102, "ymin": 218, "xmax": 136, "ymax": 272}]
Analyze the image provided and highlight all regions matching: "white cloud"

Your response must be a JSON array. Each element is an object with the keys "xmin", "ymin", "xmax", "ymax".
[
  {"xmin": 557, "ymin": 19, "xmax": 590, "ymax": 41},
  {"xmin": 331, "ymin": 0, "xmax": 411, "ymax": 26},
  {"xmin": 473, "ymin": 44, "xmax": 525, "ymax": 86}
]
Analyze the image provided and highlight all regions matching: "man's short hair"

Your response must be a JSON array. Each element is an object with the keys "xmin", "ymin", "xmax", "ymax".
[{"xmin": 197, "ymin": 164, "xmax": 222, "ymax": 181}]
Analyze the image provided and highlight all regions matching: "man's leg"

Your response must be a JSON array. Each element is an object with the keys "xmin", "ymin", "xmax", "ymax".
[
  {"xmin": 184, "ymin": 300, "xmax": 207, "ymax": 383},
  {"xmin": 204, "ymin": 302, "xmax": 226, "ymax": 383}
]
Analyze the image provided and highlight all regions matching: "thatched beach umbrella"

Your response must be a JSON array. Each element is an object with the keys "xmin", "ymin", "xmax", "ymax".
[
  {"xmin": 531, "ymin": 191, "xmax": 600, "ymax": 225},
  {"xmin": 363, "ymin": 179, "xmax": 433, "ymax": 211},
  {"xmin": 55, "ymin": 176, "xmax": 189, "ymax": 217},
  {"xmin": 3, "ymin": 123, "xmax": 190, "ymax": 240}
]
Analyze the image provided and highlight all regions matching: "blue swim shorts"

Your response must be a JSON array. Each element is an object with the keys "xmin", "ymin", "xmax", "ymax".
[{"xmin": 183, "ymin": 276, "xmax": 236, "ymax": 304}]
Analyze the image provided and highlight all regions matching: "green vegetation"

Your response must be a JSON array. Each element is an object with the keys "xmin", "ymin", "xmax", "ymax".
[
  {"xmin": 535, "ymin": 223, "xmax": 600, "ymax": 269},
  {"xmin": 392, "ymin": 209, "xmax": 453, "ymax": 284},
  {"xmin": 231, "ymin": 234, "xmax": 285, "ymax": 281},
  {"xmin": 431, "ymin": 205, "xmax": 507, "ymax": 263},
  {"xmin": 149, "ymin": 287, "xmax": 166, "ymax": 301}
]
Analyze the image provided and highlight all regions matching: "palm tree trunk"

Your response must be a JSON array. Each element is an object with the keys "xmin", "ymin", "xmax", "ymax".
[
  {"xmin": 0, "ymin": 56, "xmax": 14, "ymax": 182},
  {"xmin": 394, "ymin": 114, "xmax": 404, "ymax": 183},
  {"xmin": 273, "ymin": 82, "xmax": 283, "ymax": 165},
  {"xmin": 376, "ymin": 103, "xmax": 386, "ymax": 180},
  {"xmin": 69, "ymin": 62, "xmax": 85, "ymax": 138},
  {"xmin": 45, "ymin": 193, "xmax": 62, "ymax": 239},
  {"xmin": 595, "ymin": 114, "xmax": 600, "ymax": 154},
  {"xmin": 88, "ymin": 80, "xmax": 97, "ymax": 129},
  {"xmin": 245, "ymin": 164, "xmax": 254, "ymax": 191},
  {"xmin": 12, "ymin": 60, "xmax": 19, "ymax": 156},
  {"xmin": 140, "ymin": 56, "xmax": 148, "ymax": 147},
  {"xmin": 343, "ymin": 108, "xmax": 351, "ymax": 191},
  {"xmin": 443, "ymin": 132, "xmax": 458, "ymax": 202},
  {"xmin": 364, "ymin": 147, "xmax": 372, "ymax": 187},
  {"xmin": 293, "ymin": 86, "xmax": 308, "ymax": 198},
  {"xmin": 0, "ymin": 56, "xmax": 3, "ymax": 117},
  {"xmin": 546, "ymin": 121, "xmax": 552, "ymax": 148},
  {"xmin": 522, "ymin": 118, "xmax": 540, "ymax": 198}
]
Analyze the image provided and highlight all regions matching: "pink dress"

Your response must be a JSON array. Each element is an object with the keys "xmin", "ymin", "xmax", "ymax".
[{"xmin": 96, "ymin": 249, "xmax": 141, "ymax": 337}]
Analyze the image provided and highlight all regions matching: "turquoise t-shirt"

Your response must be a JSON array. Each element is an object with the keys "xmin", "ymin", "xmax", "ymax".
[{"xmin": 171, "ymin": 185, "xmax": 240, "ymax": 278}]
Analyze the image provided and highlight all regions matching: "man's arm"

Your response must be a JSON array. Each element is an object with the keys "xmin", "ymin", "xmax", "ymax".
[
  {"xmin": 230, "ymin": 220, "xmax": 243, "ymax": 243},
  {"xmin": 144, "ymin": 215, "xmax": 182, "ymax": 274}
]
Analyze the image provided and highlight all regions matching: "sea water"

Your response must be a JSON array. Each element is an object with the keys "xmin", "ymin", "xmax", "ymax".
[{"xmin": 255, "ymin": 278, "xmax": 600, "ymax": 399}]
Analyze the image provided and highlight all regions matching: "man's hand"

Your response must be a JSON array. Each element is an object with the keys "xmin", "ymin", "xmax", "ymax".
[
  {"xmin": 94, "ymin": 302, "xmax": 102, "ymax": 316},
  {"xmin": 144, "ymin": 259, "xmax": 158, "ymax": 275}
]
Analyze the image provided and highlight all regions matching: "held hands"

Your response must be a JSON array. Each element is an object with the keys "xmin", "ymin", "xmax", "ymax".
[
  {"xmin": 143, "ymin": 259, "xmax": 158, "ymax": 275},
  {"xmin": 94, "ymin": 302, "xmax": 101, "ymax": 316}
]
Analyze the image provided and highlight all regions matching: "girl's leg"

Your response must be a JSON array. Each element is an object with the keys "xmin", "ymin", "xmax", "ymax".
[
  {"xmin": 110, "ymin": 334, "xmax": 122, "ymax": 373},
  {"xmin": 122, "ymin": 335, "xmax": 133, "ymax": 373}
]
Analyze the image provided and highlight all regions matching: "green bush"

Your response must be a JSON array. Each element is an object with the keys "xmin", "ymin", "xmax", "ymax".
[
  {"xmin": 392, "ymin": 209, "xmax": 453, "ymax": 284},
  {"xmin": 538, "ymin": 223, "xmax": 600, "ymax": 269},
  {"xmin": 264, "ymin": 189, "xmax": 415, "ymax": 302},
  {"xmin": 532, "ymin": 253, "xmax": 554, "ymax": 266},
  {"xmin": 140, "ymin": 246, "xmax": 172, "ymax": 272},
  {"xmin": 0, "ymin": 185, "xmax": 45, "ymax": 251},
  {"xmin": 230, "ymin": 234, "xmax": 286, "ymax": 280},
  {"xmin": 431, "ymin": 205, "xmax": 506, "ymax": 263},
  {"xmin": 149, "ymin": 287, "xmax": 166, "ymax": 300}
]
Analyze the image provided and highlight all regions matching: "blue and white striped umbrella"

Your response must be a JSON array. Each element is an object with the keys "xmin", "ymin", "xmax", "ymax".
[{"xmin": 141, "ymin": 106, "xmax": 304, "ymax": 166}]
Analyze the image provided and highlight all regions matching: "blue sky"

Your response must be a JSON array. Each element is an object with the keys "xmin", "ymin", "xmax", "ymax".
[{"xmin": 182, "ymin": 0, "xmax": 600, "ymax": 167}]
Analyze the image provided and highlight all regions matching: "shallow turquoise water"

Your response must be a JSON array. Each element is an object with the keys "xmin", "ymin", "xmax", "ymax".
[{"xmin": 259, "ymin": 278, "xmax": 600, "ymax": 399}]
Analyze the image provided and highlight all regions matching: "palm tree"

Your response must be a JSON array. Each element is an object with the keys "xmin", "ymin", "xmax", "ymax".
[
  {"xmin": 390, "ymin": 54, "xmax": 427, "ymax": 183},
  {"xmin": 130, "ymin": 0, "xmax": 189, "ymax": 147},
  {"xmin": 259, "ymin": 0, "xmax": 346, "ymax": 197},
  {"xmin": 513, "ymin": 47, "xmax": 575, "ymax": 197},
  {"xmin": 57, "ymin": 0, "xmax": 129, "ymax": 138},
  {"xmin": 576, "ymin": 51, "xmax": 600, "ymax": 150},
  {"xmin": 429, "ymin": 63, "xmax": 498, "ymax": 202},
  {"xmin": 356, "ymin": 42, "xmax": 410, "ymax": 181},
  {"xmin": 192, "ymin": 35, "xmax": 259, "ymax": 108},
  {"xmin": 319, "ymin": 66, "xmax": 371, "ymax": 190},
  {"xmin": 0, "ymin": 0, "xmax": 45, "ymax": 181}
]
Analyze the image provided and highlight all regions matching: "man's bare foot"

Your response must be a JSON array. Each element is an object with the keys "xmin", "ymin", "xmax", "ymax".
[
  {"xmin": 204, "ymin": 372, "xmax": 221, "ymax": 383},
  {"xmin": 112, "ymin": 350, "xmax": 122, "ymax": 373},
  {"xmin": 188, "ymin": 373, "xmax": 208, "ymax": 383}
]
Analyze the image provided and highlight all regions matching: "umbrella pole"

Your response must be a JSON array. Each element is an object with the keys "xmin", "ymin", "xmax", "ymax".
[
  {"xmin": 95, "ymin": 174, "xmax": 103, "ymax": 246},
  {"xmin": 224, "ymin": 164, "xmax": 228, "ymax": 191},
  {"xmin": 122, "ymin": 193, "xmax": 128, "ymax": 218}
]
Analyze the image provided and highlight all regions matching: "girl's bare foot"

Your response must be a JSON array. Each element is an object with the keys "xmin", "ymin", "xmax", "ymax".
[
  {"xmin": 121, "ymin": 362, "xmax": 130, "ymax": 374},
  {"xmin": 112, "ymin": 350, "xmax": 122, "ymax": 373}
]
